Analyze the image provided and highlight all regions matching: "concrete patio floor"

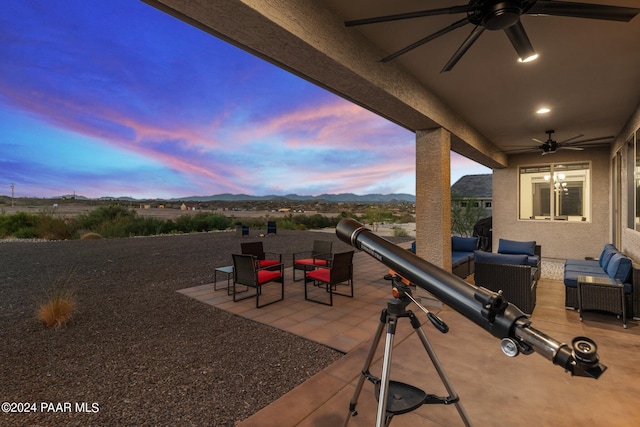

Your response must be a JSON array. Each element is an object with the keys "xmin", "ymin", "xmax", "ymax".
[{"xmin": 179, "ymin": 246, "xmax": 640, "ymax": 427}]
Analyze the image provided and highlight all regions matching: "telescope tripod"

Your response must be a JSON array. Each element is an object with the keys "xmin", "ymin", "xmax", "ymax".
[{"xmin": 343, "ymin": 283, "xmax": 472, "ymax": 427}]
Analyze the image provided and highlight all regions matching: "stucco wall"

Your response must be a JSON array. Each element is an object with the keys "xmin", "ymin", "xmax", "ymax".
[{"xmin": 493, "ymin": 147, "xmax": 610, "ymax": 260}]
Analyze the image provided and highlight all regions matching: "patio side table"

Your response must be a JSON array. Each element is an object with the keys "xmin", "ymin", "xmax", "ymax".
[
  {"xmin": 214, "ymin": 265, "xmax": 234, "ymax": 295},
  {"xmin": 577, "ymin": 275, "xmax": 626, "ymax": 328}
]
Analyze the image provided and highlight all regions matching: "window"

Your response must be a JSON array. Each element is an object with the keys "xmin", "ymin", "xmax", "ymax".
[
  {"xmin": 519, "ymin": 162, "xmax": 591, "ymax": 221},
  {"xmin": 634, "ymin": 130, "xmax": 640, "ymax": 231}
]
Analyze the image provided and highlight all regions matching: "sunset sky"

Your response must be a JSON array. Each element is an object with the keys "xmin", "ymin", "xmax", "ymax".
[{"xmin": 0, "ymin": 0, "xmax": 490, "ymax": 199}]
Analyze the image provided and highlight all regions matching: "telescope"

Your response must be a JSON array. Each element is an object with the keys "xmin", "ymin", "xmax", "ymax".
[{"xmin": 336, "ymin": 218, "xmax": 606, "ymax": 379}]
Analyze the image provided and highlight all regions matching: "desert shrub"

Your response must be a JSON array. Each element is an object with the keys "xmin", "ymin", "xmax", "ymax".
[
  {"xmin": 70, "ymin": 204, "xmax": 136, "ymax": 233},
  {"xmin": 291, "ymin": 213, "xmax": 333, "ymax": 229},
  {"xmin": 95, "ymin": 215, "xmax": 137, "ymax": 238},
  {"xmin": 451, "ymin": 194, "xmax": 488, "ymax": 237},
  {"xmin": 13, "ymin": 227, "xmax": 36, "ymax": 239},
  {"xmin": 0, "ymin": 211, "xmax": 38, "ymax": 237},
  {"xmin": 397, "ymin": 213, "xmax": 415, "ymax": 223},
  {"xmin": 230, "ymin": 217, "xmax": 267, "ymax": 230},
  {"xmin": 34, "ymin": 215, "xmax": 71, "ymax": 240},
  {"xmin": 189, "ymin": 212, "xmax": 232, "ymax": 231},
  {"xmin": 393, "ymin": 226, "xmax": 409, "ymax": 237},
  {"xmin": 80, "ymin": 232, "xmax": 102, "ymax": 240},
  {"xmin": 173, "ymin": 214, "xmax": 197, "ymax": 233},
  {"xmin": 131, "ymin": 216, "xmax": 165, "ymax": 236},
  {"xmin": 362, "ymin": 207, "xmax": 398, "ymax": 225},
  {"xmin": 0, "ymin": 211, "xmax": 71, "ymax": 240},
  {"xmin": 275, "ymin": 217, "xmax": 298, "ymax": 230},
  {"xmin": 205, "ymin": 213, "xmax": 233, "ymax": 230},
  {"xmin": 37, "ymin": 283, "xmax": 75, "ymax": 328},
  {"xmin": 159, "ymin": 219, "xmax": 179, "ymax": 234}
]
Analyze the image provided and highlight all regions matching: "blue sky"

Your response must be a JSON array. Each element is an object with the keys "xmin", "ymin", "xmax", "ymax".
[{"xmin": 0, "ymin": 0, "xmax": 490, "ymax": 199}]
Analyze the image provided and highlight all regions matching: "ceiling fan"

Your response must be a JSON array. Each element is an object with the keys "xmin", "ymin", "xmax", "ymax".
[
  {"xmin": 507, "ymin": 130, "xmax": 614, "ymax": 155},
  {"xmin": 345, "ymin": 0, "xmax": 640, "ymax": 72}
]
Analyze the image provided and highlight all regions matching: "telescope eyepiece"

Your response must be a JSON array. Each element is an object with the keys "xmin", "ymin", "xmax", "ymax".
[{"xmin": 572, "ymin": 337, "xmax": 599, "ymax": 364}]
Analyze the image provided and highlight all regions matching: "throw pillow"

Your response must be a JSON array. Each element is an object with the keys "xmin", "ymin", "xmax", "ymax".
[
  {"xmin": 605, "ymin": 253, "xmax": 632, "ymax": 283},
  {"xmin": 498, "ymin": 239, "xmax": 536, "ymax": 256}
]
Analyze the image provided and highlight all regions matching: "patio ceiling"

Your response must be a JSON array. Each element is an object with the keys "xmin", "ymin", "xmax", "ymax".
[{"xmin": 143, "ymin": 0, "xmax": 640, "ymax": 169}]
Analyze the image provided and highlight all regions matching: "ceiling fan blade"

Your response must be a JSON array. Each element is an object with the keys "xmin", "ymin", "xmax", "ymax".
[
  {"xmin": 559, "ymin": 134, "xmax": 584, "ymax": 144},
  {"xmin": 382, "ymin": 17, "xmax": 470, "ymax": 63},
  {"xmin": 558, "ymin": 146, "xmax": 584, "ymax": 151},
  {"xmin": 345, "ymin": 5, "xmax": 469, "ymax": 27},
  {"xmin": 503, "ymin": 147, "xmax": 539, "ymax": 153},
  {"xmin": 528, "ymin": 1, "xmax": 640, "ymax": 22},
  {"xmin": 564, "ymin": 135, "xmax": 615, "ymax": 146},
  {"xmin": 441, "ymin": 25, "xmax": 485, "ymax": 72},
  {"xmin": 532, "ymin": 138, "xmax": 546, "ymax": 144},
  {"xmin": 504, "ymin": 21, "xmax": 537, "ymax": 62}
]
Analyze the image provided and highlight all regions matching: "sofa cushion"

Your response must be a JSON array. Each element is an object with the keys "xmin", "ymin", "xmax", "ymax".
[
  {"xmin": 452, "ymin": 252, "xmax": 472, "ymax": 267},
  {"xmin": 526, "ymin": 255, "xmax": 539, "ymax": 267},
  {"xmin": 564, "ymin": 264, "xmax": 608, "ymax": 276},
  {"xmin": 599, "ymin": 244, "xmax": 618, "ymax": 270},
  {"xmin": 452, "ymin": 236, "xmax": 478, "ymax": 253},
  {"xmin": 474, "ymin": 251, "xmax": 528, "ymax": 266},
  {"xmin": 565, "ymin": 259, "xmax": 600, "ymax": 268},
  {"xmin": 498, "ymin": 239, "xmax": 536, "ymax": 256},
  {"xmin": 605, "ymin": 253, "xmax": 632, "ymax": 283}
]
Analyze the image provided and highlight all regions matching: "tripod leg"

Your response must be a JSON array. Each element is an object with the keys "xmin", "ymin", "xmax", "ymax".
[
  {"xmin": 343, "ymin": 310, "xmax": 387, "ymax": 427},
  {"xmin": 411, "ymin": 314, "xmax": 473, "ymax": 427},
  {"xmin": 376, "ymin": 316, "xmax": 398, "ymax": 427}
]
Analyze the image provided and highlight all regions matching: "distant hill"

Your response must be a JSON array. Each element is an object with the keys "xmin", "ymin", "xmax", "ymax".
[
  {"xmin": 170, "ymin": 193, "xmax": 416, "ymax": 203},
  {"xmin": 48, "ymin": 193, "xmax": 416, "ymax": 203}
]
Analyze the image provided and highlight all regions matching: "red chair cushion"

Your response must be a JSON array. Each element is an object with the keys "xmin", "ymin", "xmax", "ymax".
[
  {"xmin": 306, "ymin": 269, "xmax": 330, "ymax": 282},
  {"xmin": 258, "ymin": 259, "xmax": 280, "ymax": 268},
  {"xmin": 257, "ymin": 270, "xmax": 281, "ymax": 284},
  {"xmin": 295, "ymin": 258, "xmax": 329, "ymax": 266}
]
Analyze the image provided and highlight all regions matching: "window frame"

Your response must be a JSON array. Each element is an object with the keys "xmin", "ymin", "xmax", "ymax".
[{"xmin": 518, "ymin": 161, "xmax": 592, "ymax": 222}]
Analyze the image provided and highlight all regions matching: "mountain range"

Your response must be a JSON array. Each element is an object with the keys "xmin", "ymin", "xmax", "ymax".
[{"xmin": 59, "ymin": 193, "xmax": 416, "ymax": 203}]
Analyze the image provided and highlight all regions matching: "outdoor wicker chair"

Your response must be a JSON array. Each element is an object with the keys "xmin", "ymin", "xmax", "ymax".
[
  {"xmin": 474, "ymin": 252, "xmax": 538, "ymax": 315},
  {"xmin": 232, "ymin": 253, "xmax": 284, "ymax": 308},
  {"xmin": 292, "ymin": 240, "xmax": 333, "ymax": 281},
  {"xmin": 240, "ymin": 241, "xmax": 281, "ymax": 269},
  {"xmin": 304, "ymin": 250, "xmax": 354, "ymax": 306}
]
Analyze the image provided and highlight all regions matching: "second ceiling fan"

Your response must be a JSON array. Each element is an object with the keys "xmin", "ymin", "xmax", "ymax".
[
  {"xmin": 345, "ymin": 0, "xmax": 640, "ymax": 72},
  {"xmin": 507, "ymin": 130, "xmax": 614, "ymax": 155}
]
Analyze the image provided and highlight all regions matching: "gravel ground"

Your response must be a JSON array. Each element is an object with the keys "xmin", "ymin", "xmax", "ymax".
[{"xmin": 0, "ymin": 229, "xmax": 411, "ymax": 426}]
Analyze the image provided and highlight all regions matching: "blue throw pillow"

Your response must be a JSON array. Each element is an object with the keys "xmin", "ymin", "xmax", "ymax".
[
  {"xmin": 498, "ymin": 239, "xmax": 536, "ymax": 256},
  {"xmin": 475, "ymin": 251, "xmax": 528, "ymax": 265},
  {"xmin": 606, "ymin": 253, "xmax": 632, "ymax": 283},
  {"xmin": 599, "ymin": 245, "xmax": 618, "ymax": 270},
  {"xmin": 452, "ymin": 236, "xmax": 478, "ymax": 252}
]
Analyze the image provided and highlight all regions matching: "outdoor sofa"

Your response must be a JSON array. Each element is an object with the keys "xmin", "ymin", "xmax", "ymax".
[
  {"xmin": 473, "ymin": 251, "xmax": 538, "ymax": 315},
  {"xmin": 472, "ymin": 239, "xmax": 541, "ymax": 315},
  {"xmin": 409, "ymin": 236, "xmax": 479, "ymax": 279},
  {"xmin": 564, "ymin": 243, "xmax": 639, "ymax": 319},
  {"xmin": 451, "ymin": 236, "xmax": 479, "ymax": 279}
]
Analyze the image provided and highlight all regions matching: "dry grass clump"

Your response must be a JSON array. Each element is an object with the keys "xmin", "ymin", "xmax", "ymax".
[
  {"xmin": 80, "ymin": 232, "xmax": 102, "ymax": 240},
  {"xmin": 37, "ymin": 281, "xmax": 76, "ymax": 328}
]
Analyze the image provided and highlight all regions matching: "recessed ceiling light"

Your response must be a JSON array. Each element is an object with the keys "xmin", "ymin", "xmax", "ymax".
[
  {"xmin": 518, "ymin": 53, "xmax": 539, "ymax": 63},
  {"xmin": 536, "ymin": 108, "xmax": 551, "ymax": 114}
]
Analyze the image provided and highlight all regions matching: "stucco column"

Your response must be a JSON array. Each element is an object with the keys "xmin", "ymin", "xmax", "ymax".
[{"xmin": 415, "ymin": 128, "xmax": 452, "ymax": 306}]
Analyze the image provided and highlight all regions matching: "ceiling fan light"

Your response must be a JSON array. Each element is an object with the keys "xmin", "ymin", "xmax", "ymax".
[
  {"xmin": 518, "ymin": 53, "xmax": 538, "ymax": 63},
  {"xmin": 536, "ymin": 107, "xmax": 550, "ymax": 114}
]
